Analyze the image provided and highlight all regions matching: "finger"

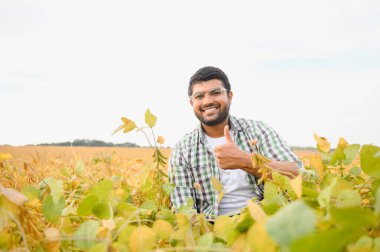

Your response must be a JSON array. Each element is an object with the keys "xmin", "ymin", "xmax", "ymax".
[{"xmin": 224, "ymin": 125, "xmax": 234, "ymax": 143}]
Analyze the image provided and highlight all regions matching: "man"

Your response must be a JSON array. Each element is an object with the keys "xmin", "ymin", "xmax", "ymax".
[{"xmin": 168, "ymin": 66, "xmax": 303, "ymax": 218}]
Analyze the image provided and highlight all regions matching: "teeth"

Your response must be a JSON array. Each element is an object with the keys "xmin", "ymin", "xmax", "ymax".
[
  {"xmin": 203, "ymin": 107, "xmax": 217, "ymax": 112},
  {"xmin": 203, "ymin": 106, "xmax": 218, "ymax": 111}
]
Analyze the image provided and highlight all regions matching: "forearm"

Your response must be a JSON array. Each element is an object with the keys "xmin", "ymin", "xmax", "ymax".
[{"xmin": 240, "ymin": 153, "xmax": 299, "ymax": 179}]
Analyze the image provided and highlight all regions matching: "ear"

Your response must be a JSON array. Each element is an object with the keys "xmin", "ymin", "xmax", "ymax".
[
  {"xmin": 190, "ymin": 98, "xmax": 193, "ymax": 106},
  {"xmin": 228, "ymin": 90, "xmax": 233, "ymax": 104}
]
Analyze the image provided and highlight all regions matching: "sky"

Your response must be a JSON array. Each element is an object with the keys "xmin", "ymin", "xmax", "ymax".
[{"xmin": 1, "ymin": 0, "xmax": 379, "ymax": 148}]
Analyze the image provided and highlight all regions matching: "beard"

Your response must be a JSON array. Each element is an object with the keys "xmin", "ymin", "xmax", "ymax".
[{"xmin": 194, "ymin": 103, "xmax": 230, "ymax": 126}]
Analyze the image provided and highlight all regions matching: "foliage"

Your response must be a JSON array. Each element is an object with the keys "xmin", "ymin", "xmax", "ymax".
[{"xmin": 0, "ymin": 110, "xmax": 379, "ymax": 251}]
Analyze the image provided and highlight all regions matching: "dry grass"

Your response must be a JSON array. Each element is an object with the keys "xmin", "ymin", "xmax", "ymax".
[
  {"xmin": 0, "ymin": 146, "xmax": 171, "ymax": 163},
  {"xmin": 0, "ymin": 146, "xmax": 312, "ymax": 162}
]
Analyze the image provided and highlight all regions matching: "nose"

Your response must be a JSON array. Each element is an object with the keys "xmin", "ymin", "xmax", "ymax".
[{"xmin": 202, "ymin": 92, "xmax": 214, "ymax": 105}]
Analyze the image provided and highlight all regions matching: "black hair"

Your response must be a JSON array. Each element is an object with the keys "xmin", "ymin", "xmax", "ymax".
[{"xmin": 188, "ymin": 66, "xmax": 231, "ymax": 96}]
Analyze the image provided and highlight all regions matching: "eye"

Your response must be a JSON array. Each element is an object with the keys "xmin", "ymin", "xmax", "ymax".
[
  {"xmin": 210, "ymin": 88, "xmax": 222, "ymax": 96},
  {"xmin": 193, "ymin": 92, "xmax": 204, "ymax": 100}
]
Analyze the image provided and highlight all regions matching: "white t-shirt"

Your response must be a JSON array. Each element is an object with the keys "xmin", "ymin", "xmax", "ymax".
[{"xmin": 205, "ymin": 134, "xmax": 256, "ymax": 216}]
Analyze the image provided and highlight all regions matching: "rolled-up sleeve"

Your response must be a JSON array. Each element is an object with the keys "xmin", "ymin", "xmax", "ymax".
[{"xmin": 257, "ymin": 121, "xmax": 305, "ymax": 170}]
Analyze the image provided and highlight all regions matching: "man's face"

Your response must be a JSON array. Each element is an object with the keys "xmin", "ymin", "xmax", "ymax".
[{"xmin": 190, "ymin": 79, "xmax": 233, "ymax": 126}]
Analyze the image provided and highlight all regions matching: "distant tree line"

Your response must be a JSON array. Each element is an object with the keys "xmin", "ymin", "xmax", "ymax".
[
  {"xmin": 37, "ymin": 139, "xmax": 140, "ymax": 147},
  {"xmin": 290, "ymin": 146, "xmax": 317, "ymax": 151}
]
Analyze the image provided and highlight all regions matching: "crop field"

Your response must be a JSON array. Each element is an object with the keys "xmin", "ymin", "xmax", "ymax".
[
  {"xmin": 1, "ymin": 111, "xmax": 379, "ymax": 252},
  {"xmin": 0, "ymin": 145, "xmax": 309, "ymax": 165}
]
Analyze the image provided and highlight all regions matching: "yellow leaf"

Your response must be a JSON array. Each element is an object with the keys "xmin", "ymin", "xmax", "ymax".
[
  {"xmin": 290, "ymin": 175, "xmax": 303, "ymax": 199},
  {"xmin": 145, "ymin": 108, "xmax": 157, "ymax": 128},
  {"xmin": 217, "ymin": 192, "xmax": 224, "ymax": 204},
  {"xmin": 128, "ymin": 226, "xmax": 157, "ymax": 252},
  {"xmin": 0, "ymin": 186, "xmax": 28, "ymax": 206},
  {"xmin": 112, "ymin": 124, "xmax": 126, "ymax": 135},
  {"xmin": 314, "ymin": 133, "xmax": 330, "ymax": 153},
  {"xmin": 338, "ymin": 137, "xmax": 349, "ymax": 150},
  {"xmin": 156, "ymin": 136, "xmax": 165, "ymax": 145},
  {"xmin": 152, "ymin": 219, "xmax": 173, "ymax": 240},
  {"xmin": 0, "ymin": 153, "xmax": 12, "ymax": 162},
  {"xmin": 309, "ymin": 153, "xmax": 324, "ymax": 179},
  {"xmin": 247, "ymin": 219, "xmax": 277, "ymax": 252},
  {"xmin": 214, "ymin": 215, "xmax": 234, "ymax": 241},
  {"xmin": 211, "ymin": 176, "xmax": 223, "ymax": 192},
  {"xmin": 231, "ymin": 233, "xmax": 251, "ymax": 252},
  {"xmin": 123, "ymin": 120, "xmax": 136, "ymax": 133},
  {"xmin": 112, "ymin": 117, "xmax": 137, "ymax": 135},
  {"xmin": 247, "ymin": 201, "xmax": 266, "ymax": 222}
]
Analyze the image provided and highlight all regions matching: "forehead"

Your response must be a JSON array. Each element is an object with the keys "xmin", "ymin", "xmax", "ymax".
[{"xmin": 192, "ymin": 79, "xmax": 224, "ymax": 93}]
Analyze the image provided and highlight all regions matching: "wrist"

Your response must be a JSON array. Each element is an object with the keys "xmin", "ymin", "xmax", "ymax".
[{"xmin": 251, "ymin": 153, "xmax": 259, "ymax": 169}]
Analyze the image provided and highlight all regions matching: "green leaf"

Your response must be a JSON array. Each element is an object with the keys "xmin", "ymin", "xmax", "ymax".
[
  {"xmin": 290, "ymin": 229, "xmax": 356, "ymax": 252},
  {"xmin": 197, "ymin": 233, "xmax": 214, "ymax": 251},
  {"xmin": 235, "ymin": 211, "xmax": 254, "ymax": 232},
  {"xmin": 272, "ymin": 172, "xmax": 297, "ymax": 200},
  {"xmin": 374, "ymin": 237, "xmax": 380, "ymax": 252},
  {"xmin": 348, "ymin": 235, "xmax": 373, "ymax": 251},
  {"xmin": 92, "ymin": 201, "xmax": 112, "ymax": 219},
  {"xmin": 73, "ymin": 220, "xmax": 99, "ymax": 250},
  {"xmin": 90, "ymin": 179, "xmax": 113, "ymax": 201},
  {"xmin": 330, "ymin": 207, "xmax": 376, "ymax": 229},
  {"xmin": 89, "ymin": 242, "xmax": 108, "ymax": 252},
  {"xmin": 77, "ymin": 195, "xmax": 100, "ymax": 216},
  {"xmin": 374, "ymin": 187, "xmax": 380, "ymax": 217},
  {"xmin": 349, "ymin": 167, "xmax": 362, "ymax": 176},
  {"xmin": 42, "ymin": 195, "xmax": 65, "ymax": 223},
  {"xmin": 162, "ymin": 183, "xmax": 174, "ymax": 195},
  {"xmin": 0, "ymin": 208, "xmax": 9, "ymax": 230},
  {"xmin": 262, "ymin": 181, "xmax": 284, "ymax": 214},
  {"xmin": 361, "ymin": 145, "xmax": 380, "ymax": 178},
  {"xmin": 117, "ymin": 225, "xmax": 136, "ymax": 244},
  {"xmin": 343, "ymin": 144, "xmax": 360, "ymax": 165},
  {"xmin": 330, "ymin": 148, "xmax": 345, "ymax": 165},
  {"xmin": 21, "ymin": 185, "xmax": 40, "ymax": 200},
  {"xmin": 265, "ymin": 201, "xmax": 316, "ymax": 247},
  {"xmin": 334, "ymin": 189, "xmax": 361, "ymax": 208},
  {"xmin": 145, "ymin": 108, "xmax": 157, "ymax": 128},
  {"xmin": 317, "ymin": 177, "xmax": 337, "ymax": 208},
  {"xmin": 117, "ymin": 202, "xmax": 138, "ymax": 212},
  {"xmin": 140, "ymin": 199, "xmax": 157, "ymax": 211},
  {"xmin": 44, "ymin": 178, "xmax": 64, "ymax": 204}
]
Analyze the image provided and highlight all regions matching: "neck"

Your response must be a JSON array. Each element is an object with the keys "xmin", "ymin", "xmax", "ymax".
[{"xmin": 201, "ymin": 117, "xmax": 229, "ymax": 138}]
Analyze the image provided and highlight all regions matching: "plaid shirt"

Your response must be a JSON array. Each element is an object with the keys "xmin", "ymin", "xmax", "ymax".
[{"xmin": 168, "ymin": 115, "xmax": 303, "ymax": 218}]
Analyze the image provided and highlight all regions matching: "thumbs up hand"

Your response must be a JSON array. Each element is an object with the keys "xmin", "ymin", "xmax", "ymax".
[{"xmin": 214, "ymin": 125, "xmax": 252, "ymax": 170}]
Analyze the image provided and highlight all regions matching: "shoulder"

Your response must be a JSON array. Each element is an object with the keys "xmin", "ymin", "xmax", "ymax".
[
  {"xmin": 230, "ymin": 115, "xmax": 267, "ymax": 131},
  {"xmin": 171, "ymin": 128, "xmax": 199, "ymax": 155}
]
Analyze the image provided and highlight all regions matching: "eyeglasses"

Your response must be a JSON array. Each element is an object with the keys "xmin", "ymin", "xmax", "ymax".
[{"xmin": 190, "ymin": 88, "xmax": 228, "ymax": 102}]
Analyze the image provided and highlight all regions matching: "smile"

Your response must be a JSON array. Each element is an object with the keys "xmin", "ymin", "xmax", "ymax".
[{"xmin": 201, "ymin": 105, "xmax": 219, "ymax": 112}]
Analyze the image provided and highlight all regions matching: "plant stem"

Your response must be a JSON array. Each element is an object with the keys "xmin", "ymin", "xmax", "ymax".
[{"xmin": 140, "ymin": 129, "xmax": 153, "ymax": 148}]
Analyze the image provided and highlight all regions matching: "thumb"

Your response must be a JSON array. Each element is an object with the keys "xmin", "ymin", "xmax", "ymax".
[{"xmin": 224, "ymin": 125, "xmax": 234, "ymax": 143}]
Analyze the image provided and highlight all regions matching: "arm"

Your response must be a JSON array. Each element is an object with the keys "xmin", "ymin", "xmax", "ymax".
[
  {"xmin": 214, "ymin": 124, "xmax": 302, "ymax": 179},
  {"xmin": 215, "ymin": 143, "xmax": 299, "ymax": 178},
  {"xmin": 168, "ymin": 144, "xmax": 197, "ymax": 210}
]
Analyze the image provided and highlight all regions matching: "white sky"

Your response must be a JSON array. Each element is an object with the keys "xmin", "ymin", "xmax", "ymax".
[{"xmin": 1, "ymin": 0, "xmax": 379, "ymax": 148}]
